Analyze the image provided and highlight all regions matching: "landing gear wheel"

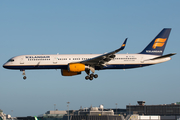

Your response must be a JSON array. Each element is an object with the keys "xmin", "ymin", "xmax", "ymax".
[
  {"xmin": 89, "ymin": 77, "xmax": 93, "ymax": 80},
  {"xmin": 85, "ymin": 76, "xmax": 89, "ymax": 80},
  {"xmin": 94, "ymin": 74, "xmax": 98, "ymax": 78},
  {"xmin": 23, "ymin": 76, "xmax": 27, "ymax": 80},
  {"xmin": 90, "ymin": 74, "xmax": 94, "ymax": 78}
]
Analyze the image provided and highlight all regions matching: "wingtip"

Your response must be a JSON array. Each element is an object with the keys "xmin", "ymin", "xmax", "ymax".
[
  {"xmin": 119, "ymin": 38, "xmax": 127, "ymax": 50},
  {"xmin": 125, "ymin": 38, "xmax": 128, "ymax": 41},
  {"xmin": 123, "ymin": 38, "xmax": 128, "ymax": 44}
]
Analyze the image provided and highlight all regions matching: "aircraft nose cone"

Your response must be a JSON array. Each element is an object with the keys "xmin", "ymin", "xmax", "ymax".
[{"xmin": 3, "ymin": 63, "xmax": 7, "ymax": 68}]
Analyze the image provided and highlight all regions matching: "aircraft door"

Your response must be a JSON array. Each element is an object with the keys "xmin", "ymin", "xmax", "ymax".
[
  {"xmin": 140, "ymin": 56, "xmax": 144, "ymax": 63},
  {"xmin": 20, "ymin": 57, "xmax": 24, "ymax": 64},
  {"xmin": 53, "ymin": 57, "xmax": 57, "ymax": 64}
]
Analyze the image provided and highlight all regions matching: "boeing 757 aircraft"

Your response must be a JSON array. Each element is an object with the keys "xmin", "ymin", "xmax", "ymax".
[{"xmin": 3, "ymin": 28, "xmax": 176, "ymax": 80}]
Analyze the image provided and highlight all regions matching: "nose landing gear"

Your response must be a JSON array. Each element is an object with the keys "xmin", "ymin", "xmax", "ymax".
[
  {"xmin": 21, "ymin": 70, "xmax": 27, "ymax": 80},
  {"xmin": 23, "ymin": 76, "xmax": 27, "ymax": 80}
]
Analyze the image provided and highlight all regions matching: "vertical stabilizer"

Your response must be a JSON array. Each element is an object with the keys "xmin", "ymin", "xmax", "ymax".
[{"xmin": 139, "ymin": 28, "xmax": 171, "ymax": 55}]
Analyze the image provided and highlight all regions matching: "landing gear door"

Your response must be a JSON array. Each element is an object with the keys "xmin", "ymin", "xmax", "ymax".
[{"xmin": 20, "ymin": 57, "xmax": 24, "ymax": 64}]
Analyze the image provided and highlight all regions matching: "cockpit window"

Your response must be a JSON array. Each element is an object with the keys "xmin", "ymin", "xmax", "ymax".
[{"xmin": 8, "ymin": 59, "xmax": 14, "ymax": 62}]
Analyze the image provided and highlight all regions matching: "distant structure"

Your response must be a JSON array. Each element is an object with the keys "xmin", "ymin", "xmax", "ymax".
[
  {"xmin": 71, "ymin": 105, "xmax": 124, "ymax": 120},
  {"xmin": 43, "ymin": 110, "xmax": 67, "ymax": 119},
  {"xmin": 137, "ymin": 101, "xmax": 145, "ymax": 106},
  {"xmin": 0, "ymin": 109, "xmax": 4, "ymax": 119},
  {"xmin": 74, "ymin": 105, "xmax": 114, "ymax": 115},
  {"xmin": 45, "ymin": 110, "xmax": 67, "ymax": 115},
  {"xmin": 41, "ymin": 105, "xmax": 124, "ymax": 120},
  {"xmin": 127, "ymin": 101, "xmax": 180, "ymax": 116},
  {"xmin": 0, "ymin": 109, "xmax": 14, "ymax": 120},
  {"xmin": 4, "ymin": 101, "xmax": 180, "ymax": 120}
]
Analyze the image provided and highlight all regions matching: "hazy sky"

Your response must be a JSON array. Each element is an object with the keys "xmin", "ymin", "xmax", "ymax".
[{"xmin": 0, "ymin": 0, "xmax": 179, "ymax": 117}]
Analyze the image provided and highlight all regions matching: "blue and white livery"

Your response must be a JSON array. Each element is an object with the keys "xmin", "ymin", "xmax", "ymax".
[{"xmin": 3, "ymin": 28, "xmax": 176, "ymax": 80}]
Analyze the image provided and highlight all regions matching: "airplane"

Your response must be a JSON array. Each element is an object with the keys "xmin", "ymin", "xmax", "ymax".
[{"xmin": 3, "ymin": 28, "xmax": 176, "ymax": 80}]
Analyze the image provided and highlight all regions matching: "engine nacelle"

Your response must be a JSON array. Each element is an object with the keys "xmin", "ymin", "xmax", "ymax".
[
  {"xmin": 61, "ymin": 69, "xmax": 81, "ymax": 76},
  {"xmin": 68, "ymin": 63, "xmax": 85, "ymax": 72}
]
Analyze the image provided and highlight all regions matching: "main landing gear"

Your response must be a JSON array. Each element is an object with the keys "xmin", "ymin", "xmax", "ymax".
[
  {"xmin": 85, "ymin": 74, "xmax": 98, "ymax": 81},
  {"xmin": 85, "ymin": 68, "xmax": 98, "ymax": 81},
  {"xmin": 21, "ymin": 70, "xmax": 27, "ymax": 80}
]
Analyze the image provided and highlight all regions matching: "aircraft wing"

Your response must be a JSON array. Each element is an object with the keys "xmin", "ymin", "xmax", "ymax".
[{"xmin": 80, "ymin": 38, "xmax": 127, "ymax": 67}]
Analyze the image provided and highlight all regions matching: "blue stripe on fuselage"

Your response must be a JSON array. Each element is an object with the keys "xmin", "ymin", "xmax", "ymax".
[
  {"xmin": 3, "ymin": 65, "xmax": 67, "ymax": 70},
  {"xmin": 102, "ymin": 64, "xmax": 152, "ymax": 69},
  {"xmin": 4, "ymin": 64, "xmax": 153, "ymax": 70}
]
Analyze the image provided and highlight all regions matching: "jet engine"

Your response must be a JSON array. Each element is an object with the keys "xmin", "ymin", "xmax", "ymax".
[
  {"xmin": 68, "ymin": 63, "xmax": 85, "ymax": 72},
  {"xmin": 61, "ymin": 69, "xmax": 81, "ymax": 76}
]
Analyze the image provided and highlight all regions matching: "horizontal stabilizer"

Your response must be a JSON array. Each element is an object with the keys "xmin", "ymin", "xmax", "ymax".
[{"xmin": 150, "ymin": 53, "xmax": 176, "ymax": 60}]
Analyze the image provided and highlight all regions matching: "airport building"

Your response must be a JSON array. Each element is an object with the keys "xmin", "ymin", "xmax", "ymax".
[
  {"xmin": 42, "ymin": 105, "xmax": 124, "ymax": 120},
  {"xmin": 0, "ymin": 109, "xmax": 14, "ymax": 120},
  {"xmin": 1, "ymin": 101, "xmax": 180, "ymax": 120},
  {"xmin": 126, "ymin": 101, "xmax": 180, "ymax": 116},
  {"xmin": 40, "ymin": 103, "xmax": 180, "ymax": 120}
]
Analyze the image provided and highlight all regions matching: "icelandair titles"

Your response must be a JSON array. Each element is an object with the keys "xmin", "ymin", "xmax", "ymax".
[
  {"xmin": 146, "ymin": 50, "xmax": 162, "ymax": 53},
  {"xmin": 26, "ymin": 56, "xmax": 50, "ymax": 59}
]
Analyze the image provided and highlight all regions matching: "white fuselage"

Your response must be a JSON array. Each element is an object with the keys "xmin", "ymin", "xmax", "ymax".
[{"xmin": 3, "ymin": 53, "xmax": 171, "ymax": 70}]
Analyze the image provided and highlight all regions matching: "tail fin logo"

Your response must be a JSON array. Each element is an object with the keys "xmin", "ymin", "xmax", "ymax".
[
  {"xmin": 152, "ymin": 38, "xmax": 167, "ymax": 49},
  {"xmin": 122, "ymin": 44, "xmax": 125, "ymax": 47}
]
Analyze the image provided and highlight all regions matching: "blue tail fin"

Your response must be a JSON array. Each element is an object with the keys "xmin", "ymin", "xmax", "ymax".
[{"xmin": 139, "ymin": 28, "xmax": 171, "ymax": 56}]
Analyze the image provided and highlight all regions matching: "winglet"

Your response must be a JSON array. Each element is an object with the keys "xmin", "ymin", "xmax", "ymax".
[
  {"xmin": 120, "ymin": 38, "xmax": 127, "ymax": 50},
  {"xmin": 115, "ymin": 38, "xmax": 128, "ymax": 52}
]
